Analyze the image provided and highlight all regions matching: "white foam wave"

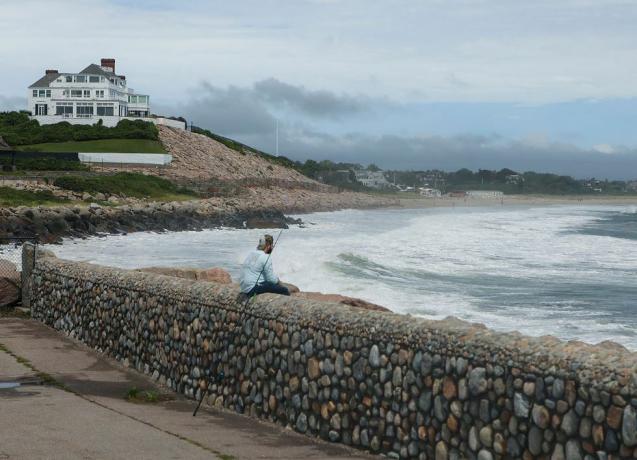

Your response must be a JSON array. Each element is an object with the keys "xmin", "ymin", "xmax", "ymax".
[{"xmin": 48, "ymin": 204, "xmax": 637, "ymax": 350}]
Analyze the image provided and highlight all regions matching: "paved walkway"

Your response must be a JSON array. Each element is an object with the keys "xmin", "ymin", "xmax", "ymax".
[{"xmin": 0, "ymin": 318, "xmax": 375, "ymax": 460}]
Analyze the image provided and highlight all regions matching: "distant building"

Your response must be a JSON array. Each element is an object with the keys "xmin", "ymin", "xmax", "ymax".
[
  {"xmin": 466, "ymin": 190, "xmax": 504, "ymax": 198},
  {"xmin": 627, "ymin": 181, "xmax": 637, "ymax": 192},
  {"xmin": 419, "ymin": 187, "xmax": 442, "ymax": 197},
  {"xmin": 447, "ymin": 190, "xmax": 467, "ymax": 198},
  {"xmin": 28, "ymin": 58, "xmax": 151, "ymax": 127},
  {"xmin": 505, "ymin": 174, "xmax": 523, "ymax": 184},
  {"xmin": 353, "ymin": 170, "xmax": 391, "ymax": 189}
]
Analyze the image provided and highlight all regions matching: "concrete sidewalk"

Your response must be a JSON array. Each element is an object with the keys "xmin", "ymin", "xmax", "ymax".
[{"xmin": 0, "ymin": 318, "xmax": 375, "ymax": 460}]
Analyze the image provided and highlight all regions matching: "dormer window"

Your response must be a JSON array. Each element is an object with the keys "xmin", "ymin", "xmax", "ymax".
[
  {"xmin": 76, "ymin": 75, "xmax": 86, "ymax": 83},
  {"xmin": 65, "ymin": 76, "xmax": 72, "ymax": 82},
  {"xmin": 89, "ymin": 76, "xmax": 100, "ymax": 83}
]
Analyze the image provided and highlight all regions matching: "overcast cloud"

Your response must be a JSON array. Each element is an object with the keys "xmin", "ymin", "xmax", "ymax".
[{"xmin": 2, "ymin": 0, "xmax": 637, "ymax": 178}]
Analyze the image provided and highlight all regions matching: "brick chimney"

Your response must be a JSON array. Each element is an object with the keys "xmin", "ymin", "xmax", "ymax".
[
  {"xmin": 45, "ymin": 69, "xmax": 58, "ymax": 75},
  {"xmin": 101, "ymin": 58, "xmax": 115, "ymax": 73}
]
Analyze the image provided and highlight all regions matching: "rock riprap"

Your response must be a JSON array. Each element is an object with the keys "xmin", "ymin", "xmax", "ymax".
[
  {"xmin": 0, "ymin": 187, "xmax": 395, "ymax": 243},
  {"xmin": 27, "ymin": 250, "xmax": 637, "ymax": 460}
]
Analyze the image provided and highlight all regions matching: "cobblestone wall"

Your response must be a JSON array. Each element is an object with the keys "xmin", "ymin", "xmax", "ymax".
[{"xmin": 28, "ymin": 251, "xmax": 637, "ymax": 459}]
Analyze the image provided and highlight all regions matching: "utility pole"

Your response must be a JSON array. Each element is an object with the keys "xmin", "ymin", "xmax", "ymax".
[{"xmin": 275, "ymin": 119, "xmax": 279, "ymax": 156}]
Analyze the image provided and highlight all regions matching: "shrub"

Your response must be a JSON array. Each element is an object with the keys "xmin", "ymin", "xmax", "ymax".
[
  {"xmin": 53, "ymin": 172, "xmax": 198, "ymax": 199},
  {"xmin": 0, "ymin": 112, "xmax": 159, "ymax": 146}
]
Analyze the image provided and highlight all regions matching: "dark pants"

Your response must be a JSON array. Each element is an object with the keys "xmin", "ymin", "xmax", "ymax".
[{"xmin": 248, "ymin": 282, "xmax": 290, "ymax": 296}]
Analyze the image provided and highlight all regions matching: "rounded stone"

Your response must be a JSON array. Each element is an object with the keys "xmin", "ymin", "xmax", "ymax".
[{"xmin": 369, "ymin": 345, "xmax": 380, "ymax": 368}]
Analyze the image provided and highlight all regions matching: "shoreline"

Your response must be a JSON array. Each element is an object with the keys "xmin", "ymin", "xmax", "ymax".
[
  {"xmin": 1, "ymin": 190, "xmax": 635, "ymax": 243},
  {"xmin": 394, "ymin": 193, "xmax": 637, "ymax": 209}
]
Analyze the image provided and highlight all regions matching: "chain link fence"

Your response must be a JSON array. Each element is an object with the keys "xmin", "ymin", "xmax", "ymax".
[{"xmin": 0, "ymin": 238, "xmax": 37, "ymax": 308}]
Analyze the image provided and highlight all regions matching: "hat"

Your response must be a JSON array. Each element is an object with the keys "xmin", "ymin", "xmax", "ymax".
[{"xmin": 258, "ymin": 234, "xmax": 274, "ymax": 249}]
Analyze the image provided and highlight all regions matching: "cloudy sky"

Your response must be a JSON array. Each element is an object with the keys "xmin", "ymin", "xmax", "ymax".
[{"xmin": 2, "ymin": 0, "xmax": 637, "ymax": 178}]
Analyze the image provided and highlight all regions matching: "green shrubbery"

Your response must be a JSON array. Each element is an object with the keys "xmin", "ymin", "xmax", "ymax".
[
  {"xmin": 0, "ymin": 112, "xmax": 159, "ymax": 146},
  {"xmin": 53, "ymin": 172, "xmax": 197, "ymax": 199},
  {"xmin": 0, "ymin": 187, "xmax": 68, "ymax": 206},
  {"xmin": 0, "ymin": 158, "xmax": 88, "ymax": 171}
]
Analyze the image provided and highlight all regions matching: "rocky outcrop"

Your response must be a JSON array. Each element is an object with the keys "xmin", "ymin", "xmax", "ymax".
[
  {"xmin": 0, "ymin": 259, "xmax": 20, "ymax": 307},
  {"xmin": 292, "ymin": 292, "xmax": 390, "ymax": 312},
  {"xmin": 137, "ymin": 266, "xmax": 232, "ymax": 284},
  {"xmin": 157, "ymin": 126, "xmax": 315, "ymax": 183},
  {"xmin": 0, "ymin": 188, "xmax": 396, "ymax": 243}
]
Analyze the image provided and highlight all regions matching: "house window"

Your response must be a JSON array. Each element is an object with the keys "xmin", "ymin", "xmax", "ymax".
[
  {"xmin": 35, "ymin": 104, "xmax": 48, "ymax": 116},
  {"xmin": 38, "ymin": 90, "xmax": 46, "ymax": 97},
  {"xmin": 138, "ymin": 95, "xmax": 148, "ymax": 104},
  {"xmin": 46, "ymin": 90, "xmax": 51, "ymax": 98},
  {"xmin": 96, "ymin": 90, "xmax": 104, "ymax": 98},
  {"xmin": 70, "ymin": 90, "xmax": 82, "ymax": 98},
  {"xmin": 65, "ymin": 76, "xmax": 73, "ymax": 83},
  {"xmin": 75, "ymin": 75, "xmax": 86, "ymax": 83},
  {"xmin": 129, "ymin": 95, "xmax": 138, "ymax": 103},
  {"xmin": 55, "ymin": 103, "xmax": 73, "ymax": 117},
  {"xmin": 89, "ymin": 76, "xmax": 100, "ymax": 83},
  {"xmin": 76, "ymin": 103, "xmax": 93, "ymax": 118},
  {"xmin": 96, "ymin": 103, "xmax": 114, "ymax": 116},
  {"xmin": 83, "ymin": 90, "xmax": 90, "ymax": 98},
  {"xmin": 32, "ymin": 90, "xmax": 37, "ymax": 97}
]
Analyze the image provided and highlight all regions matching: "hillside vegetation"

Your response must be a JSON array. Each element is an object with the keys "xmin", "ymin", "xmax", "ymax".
[
  {"xmin": 0, "ymin": 187, "xmax": 68, "ymax": 207},
  {"xmin": 0, "ymin": 111, "xmax": 159, "ymax": 146},
  {"xmin": 16, "ymin": 139, "xmax": 166, "ymax": 153},
  {"xmin": 53, "ymin": 172, "xmax": 197, "ymax": 200}
]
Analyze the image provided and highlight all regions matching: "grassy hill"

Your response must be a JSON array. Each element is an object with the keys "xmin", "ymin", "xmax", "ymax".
[{"xmin": 16, "ymin": 139, "xmax": 166, "ymax": 153}]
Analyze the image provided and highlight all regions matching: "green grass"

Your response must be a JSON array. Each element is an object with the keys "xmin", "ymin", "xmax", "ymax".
[
  {"xmin": 0, "ymin": 187, "xmax": 68, "ymax": 207},
  {"xmin": 16, "ymin": 138, "xmax": 166, "ymax": 154},
  {"xmin": 126, "ymin": 387, "xmax": 172, "ymax": 403},
  {"xmin": 53, "ymin": 172, "xmax": 197, "ymax": 200}
]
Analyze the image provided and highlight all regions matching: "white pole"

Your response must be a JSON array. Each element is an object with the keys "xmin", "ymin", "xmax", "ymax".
[{"xmin": 275, "ymin": 119, "xmax": 279, "ymax": 156}]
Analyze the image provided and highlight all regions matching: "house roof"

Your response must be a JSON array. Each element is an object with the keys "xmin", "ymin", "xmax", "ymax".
[
  {"xmin": 78, "ymin": 63, "xmax": 115, "ymax": 77},
  {"xmin": 28, "ymin": 73, "xmax": 59, "ymax": 89},
  {"xmin": 29, "ymin": 63, "xmax": 120, "ymax": 88}
]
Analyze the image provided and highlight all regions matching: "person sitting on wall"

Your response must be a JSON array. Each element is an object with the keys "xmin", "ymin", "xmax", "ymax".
[{"xmin": 239, "ymin": 234, "xmax": 290, "ymax": 296}]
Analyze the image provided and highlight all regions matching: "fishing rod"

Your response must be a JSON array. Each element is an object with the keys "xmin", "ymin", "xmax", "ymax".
[{"xmin": 193, "ymin": 229, "xmax": 284, "ymax": 416}]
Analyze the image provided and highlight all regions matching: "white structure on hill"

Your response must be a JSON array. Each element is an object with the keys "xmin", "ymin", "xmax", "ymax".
[
  {"xmin": 466, "ymin": 190, "xmax": 504, "ymax": 198},
  {"xmin": 28, "ymin": 58, "xmax": 151, "ymax": 127},
  {"xmin": 353, "ymin": 170, "xmax": 391, "ymax": 189}
]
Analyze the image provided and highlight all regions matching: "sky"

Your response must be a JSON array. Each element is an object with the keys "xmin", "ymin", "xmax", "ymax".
[{"xmin": 2, "ymin": 0, "xmax": 637, "ymax": 179}]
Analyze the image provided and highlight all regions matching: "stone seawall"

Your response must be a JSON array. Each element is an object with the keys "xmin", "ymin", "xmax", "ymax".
[{"xmin": 26, "ymin": 249, "xmax": 637, "ymax": 459}]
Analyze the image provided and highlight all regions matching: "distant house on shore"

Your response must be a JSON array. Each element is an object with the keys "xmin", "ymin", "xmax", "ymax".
[
  {"xmin": 447, "ymin": 190, "xmax": 467, "ymax": 198},
  {"xmin": 466, "ymin": 190, "xmax": 504, "ymax": 198},
  {"xmin": 353, "ymin": 170, "xmax": 391, "ymax": 189},
  {"xmin": 28, "ymin": 58, "xmax": 158, "ymax": 128},
  {"xmin": 419, "ymin": 187, "xmax": 442, "ymax": 197}
]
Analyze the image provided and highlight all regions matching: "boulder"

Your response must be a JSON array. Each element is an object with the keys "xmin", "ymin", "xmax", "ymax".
[
  {"xmin": 0, "ymin": 259, "xmax": 20, "ymax": 307},
  {"xmin": 196, "ymin": 267, "xmax": 232, "ymax": 284},
  {"xmin": 292, "ymin": 291, "xmax": 390, "ymax": 312},
  {"xmin": 137, "ymin": 266, "xmax": 232, "ymax": 284},
  {"xmin": 281, "ymin": 282, "xmax": 300, "ymax": 294}
]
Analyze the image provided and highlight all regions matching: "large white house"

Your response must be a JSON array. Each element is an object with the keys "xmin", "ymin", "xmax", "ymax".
[{"xmin": 28, "ymin": 58, "xmax": 151, "ymax": 127}]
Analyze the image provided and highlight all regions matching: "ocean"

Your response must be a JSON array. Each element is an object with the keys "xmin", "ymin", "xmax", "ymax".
[{"xmin": 47, "ymin": 204, "xmax": 637, "ymax": 350}]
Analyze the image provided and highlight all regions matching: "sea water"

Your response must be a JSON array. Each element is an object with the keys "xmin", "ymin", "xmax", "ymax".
[{"xmin": 48, "ymin": 204, "xmax": 637, "ymax": 350}]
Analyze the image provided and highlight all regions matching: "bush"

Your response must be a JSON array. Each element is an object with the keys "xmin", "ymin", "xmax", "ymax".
[
  {"xmin": 0, "ymin": 158, "xmax": 88, "ymax": 171},
  {"xmin": 0, "ymin": 112, "xmax": 159, "ymax": 146},
  {"xmin": 53, "ymin": 172, "xmax": 198, "ymax": 199}
]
